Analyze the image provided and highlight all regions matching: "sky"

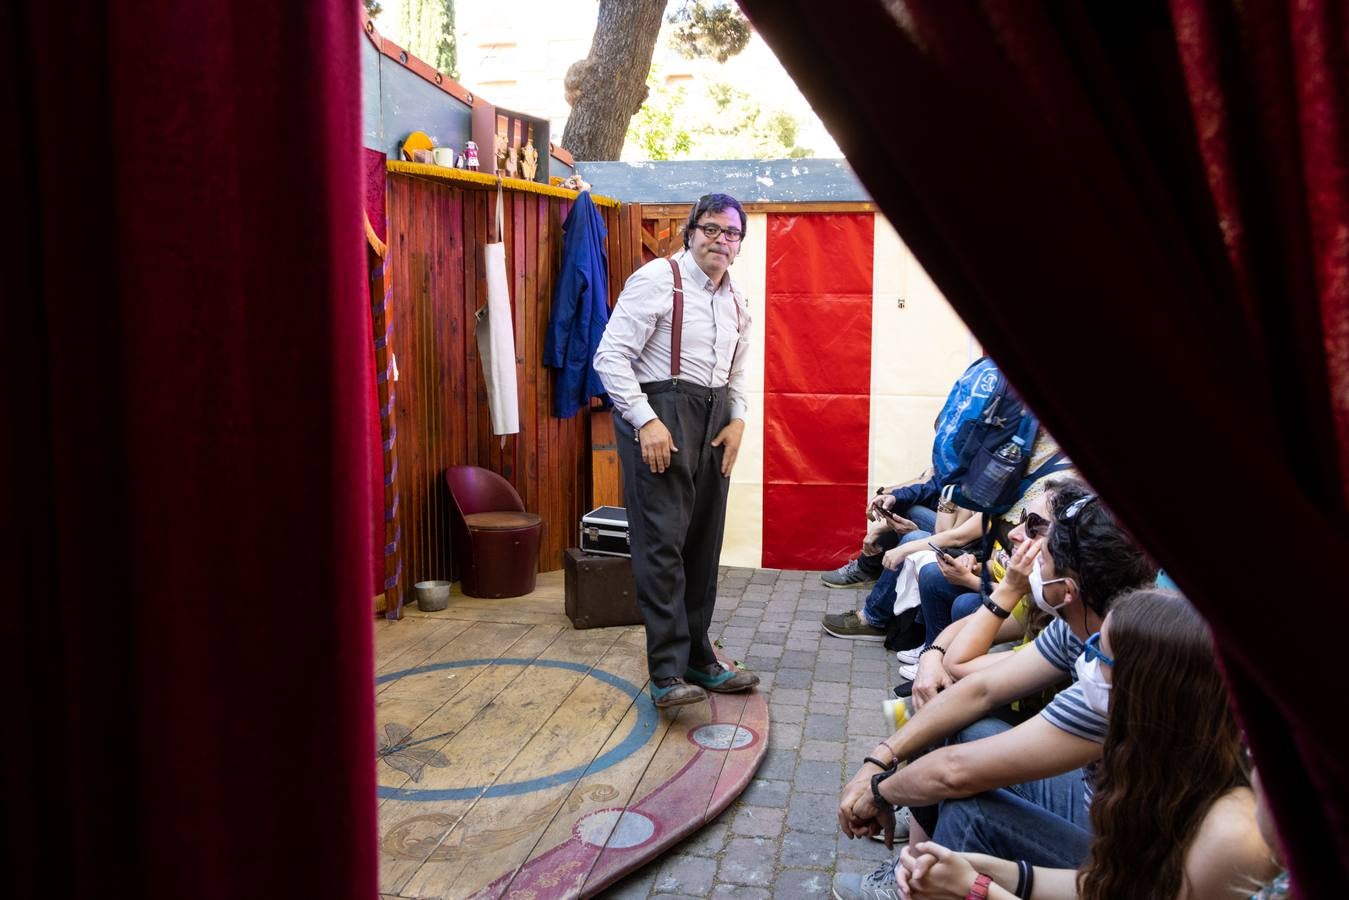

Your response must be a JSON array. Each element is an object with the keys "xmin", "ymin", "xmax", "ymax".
[{"xmin": 369, "ymin": 0, "xmax": 843, "ymax": 159}]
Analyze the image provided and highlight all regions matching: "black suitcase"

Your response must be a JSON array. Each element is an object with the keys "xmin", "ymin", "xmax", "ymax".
[
  {"xmin": 579, "ymin": 505, "xmax": 631, "ymax": 557},
  {"xmin": 563, "ymin": 548, "xmax": 643, "ymax": 629}
]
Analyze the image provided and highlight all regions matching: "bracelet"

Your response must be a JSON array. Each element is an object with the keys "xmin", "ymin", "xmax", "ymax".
[
  {"xmin": 964, "ymin": 873, "xmax": 991, "ymax": 900},
  {"xmin": 863, "ymin": 755, "xmax": 896, "ymax": 771},
  {"xmin": 981, "ymin": 596, "xmax": 1012, "ymax": 619},
  {"xmin": 920, "ymin": 644, "xmax": 947, "ymax": 658},
  {"xmin": 1015, "ymin": 860, "xmax": 1034, "ymax": 899}
]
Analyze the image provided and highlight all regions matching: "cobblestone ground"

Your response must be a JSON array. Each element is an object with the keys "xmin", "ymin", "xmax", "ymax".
[{"xmin": 602, "ymin": 566, "xmax": 905, "ymax": 899}]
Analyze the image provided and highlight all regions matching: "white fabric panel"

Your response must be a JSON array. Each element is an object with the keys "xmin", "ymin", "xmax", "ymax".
[
  {"xmin": 477, "ymin": 241, "xmax": 520, "ymax": 436},
  {"xmin": 869, "ymin": 216, "xmax": 973, "ymax": 487},
  {"xmin": 720, "ymin": 212, "xmax": 767, "ymax": 568}
]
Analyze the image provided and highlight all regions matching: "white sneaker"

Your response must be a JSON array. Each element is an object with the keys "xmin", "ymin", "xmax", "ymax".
[
  {"xmin": 894, "ymin": 644, "xmax": 925, "ymax": 665},
  {"xmin": 897, "ymin": 662, "xmax": 918, "ymax": 682},
  {"xmin": 865, "ymin": 807, "xmax": 911, "ymax": 845}
]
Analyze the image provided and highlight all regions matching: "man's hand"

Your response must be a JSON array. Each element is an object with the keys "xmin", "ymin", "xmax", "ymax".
[
  {"xmin": 867, "ymin": 493, "xmax": 897, "ymax": 522},
  {"xmin": 934, "ymin": 551, "xmax": 980, "ymax": 591},
  {"xmin": 912, "ymin": 650, "xmax": 953, "ymax": 709},
  {"xmin": 710, "ymin": 418, "xmax": 745, "ymax": 477},
  {"xmin": 883, "ymin": 542, "xmax": 916, "ymax": 572},
  {"xmin": 638, "ymin": 418, "xmax": 678, "ymax": 473}
]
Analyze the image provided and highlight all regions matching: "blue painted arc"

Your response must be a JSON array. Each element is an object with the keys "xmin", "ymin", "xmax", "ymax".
[{"xmin": 375, "ymin": 658, "xmax": 659, "ymax": 801}]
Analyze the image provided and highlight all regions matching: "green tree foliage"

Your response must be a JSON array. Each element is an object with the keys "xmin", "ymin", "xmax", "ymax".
[
  {"xmin": 667, "ymin": 1, "xmax": 752, "ymax": 63},
  {"xmin": 694, "ymin": 82, "xmax": 812, "ymax": 159},
  {"xmin": 399, "ymin": 0, "xmax": 458, "ymax": 79},
  {"xmin": 363, "ymin": 0, "xmax": 383, "ymax": 20},
  {"xmin": 624, "ymin": 69, "xmax": 692, "ymax": 160}
]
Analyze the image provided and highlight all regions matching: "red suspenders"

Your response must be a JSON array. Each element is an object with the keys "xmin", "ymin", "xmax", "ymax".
[{"xmin": 666, "ymin": 255, "xmax": 742, "ymax": 384}]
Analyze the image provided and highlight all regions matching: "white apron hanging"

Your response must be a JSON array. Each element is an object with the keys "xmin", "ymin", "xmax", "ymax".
[{"xmin": 475, "ymin": 184, "xmax": 520, "ymax": 437}]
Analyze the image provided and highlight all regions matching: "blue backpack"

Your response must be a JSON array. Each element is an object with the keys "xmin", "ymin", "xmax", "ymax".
[
  {"xmin": 931, "ymin": 358, "xmax": 1001, "ymax": 484},
  {"xmin": 938, "ymin": 358, "xmax": 1069, "ymax": 517}
]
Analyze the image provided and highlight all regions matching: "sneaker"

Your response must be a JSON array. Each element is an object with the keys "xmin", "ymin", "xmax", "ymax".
[
  {"xmin": 893, "ymin": 680, "xmax": 914, "ymax": 699},
  {"xmin": 866, "ymin": 807, "xmax": 911, "ymax": 844},
  {"xmin": 822, "ymin": 610, "xmax": 888, "ymax": 641},
  {"xmin": 685, "ymin": 660, "xmax": 759, "ymax": 693},
  {"xmin": 894, "ymin": 644, "xmax": 925, "ymax": 666},
  {"xmin": 649, "ymin": 677, "xmax": 707, "ymax": 708},
  {"xmin": 831, "ymin": 856, "xmax": 900, "ymax": 900},
  {"xmin": 881, "ymin": 696, "xmax": 916, "ymax": 732},
  {"xmin": 896, "ymin": 662, "xmax": 918, "ymax": 682},
  {"xmin": 821, "ymin": 558, "xmax": 878, "ymax": 589}
]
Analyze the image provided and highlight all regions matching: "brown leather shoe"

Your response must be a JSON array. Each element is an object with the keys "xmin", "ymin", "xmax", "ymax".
[{"xmin": 650, "ymin": 676, "xmax": 707, "ymax": 708}]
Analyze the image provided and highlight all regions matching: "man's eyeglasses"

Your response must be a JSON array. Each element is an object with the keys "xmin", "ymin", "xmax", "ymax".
[
  {"xmin": 1061, "ymin": 494, "xmax": 1099, "ymax": 568},
  {"xmin": 695, "ymin": 223, "xmax": 744, "ymax": 242},
  {"xmin": 1084, "ymin": 632, "xmax": 1114, "ymax": 667},
  {"xmin": 1018, "ymin": 509, "xmax": 1050, "ymax": 539}
]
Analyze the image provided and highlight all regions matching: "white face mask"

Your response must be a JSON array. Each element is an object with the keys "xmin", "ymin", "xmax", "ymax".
[
  {"xmin": 1029, "ymin": 557, "xmax": 1069, "ymax": 618},
  {"xmin": 1074, "ymin": 652, "xmax": 1112, "ymax": 716}
]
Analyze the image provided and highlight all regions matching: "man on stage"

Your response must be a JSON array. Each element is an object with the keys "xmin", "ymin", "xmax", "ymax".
[{"xmin": 593, "ymin": 193, "xmax": 758, "ymax": 708}]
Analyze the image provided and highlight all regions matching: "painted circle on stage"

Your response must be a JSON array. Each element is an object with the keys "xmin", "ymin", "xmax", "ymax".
[
  {"xmin": 574, "ymin": 808, "xmax": 657, "ymax": 849},
  {"xmin": 375, "ymin": 658, "xmax": 659, "ymax": 801},
  {"xmin": 689, "ymin": 723, "xmax": 757, "ymax": 750}
]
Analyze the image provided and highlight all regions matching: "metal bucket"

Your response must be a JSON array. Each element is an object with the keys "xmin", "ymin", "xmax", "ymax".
[{"xmin": 414, "ymin": 580, "xmax": 452, "ymax": 612}]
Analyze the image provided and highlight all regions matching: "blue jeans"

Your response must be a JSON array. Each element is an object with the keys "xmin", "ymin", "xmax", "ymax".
[
  {"xmin": 931, "ymin": 718, "xmax": 1093, "ymax": 868},
  {"xmin": 917, "ymin": 562, "xmax": 983, "ymax": 645},
  {"xmin": 861, "ymin": 524, "xmax": 934, "ymax": 628}
]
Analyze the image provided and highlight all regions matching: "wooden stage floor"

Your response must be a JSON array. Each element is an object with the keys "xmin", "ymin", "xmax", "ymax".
[{"xmin": 374, "ymin": 571, "xmax": 770, "ymax": 899}]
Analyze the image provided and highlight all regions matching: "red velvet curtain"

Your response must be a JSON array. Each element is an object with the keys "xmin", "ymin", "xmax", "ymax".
[
  {"xmin": 737, "ymin": 0, "xmax": 1349, "ymax": 895},
  {"xmin": 1, "ymin": 2, "xmax": 376, "ymax": 898}
]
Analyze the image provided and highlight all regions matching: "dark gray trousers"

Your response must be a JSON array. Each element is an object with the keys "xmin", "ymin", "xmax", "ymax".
[{"xmin": 613, "ymin": 381, "xmax": 731, "ymax": 680}]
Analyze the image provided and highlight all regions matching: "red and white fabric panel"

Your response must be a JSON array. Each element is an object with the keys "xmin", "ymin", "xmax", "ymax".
[{"xmin": 722, "ymin": 213, "xmax": 975, "ymax": 571}]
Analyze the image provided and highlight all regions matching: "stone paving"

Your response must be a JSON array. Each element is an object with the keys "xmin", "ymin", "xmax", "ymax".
[{"xmin": 602, "ymin": 566, "xmax": 905, "ymax": 899}]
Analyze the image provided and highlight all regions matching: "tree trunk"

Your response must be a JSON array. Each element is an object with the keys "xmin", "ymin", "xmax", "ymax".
[{"xmin": 561, "ymin": 0, "xmax": 667, "ymax": 161}]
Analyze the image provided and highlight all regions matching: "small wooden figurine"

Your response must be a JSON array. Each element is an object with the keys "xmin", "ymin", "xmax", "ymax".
[
  {"xmin": 505, "ymin": 146, "xmax": 519, "ymax": 179},
  {"xmin": 520, "ymin": 141, "xmax": 539, "ymax": 181}
]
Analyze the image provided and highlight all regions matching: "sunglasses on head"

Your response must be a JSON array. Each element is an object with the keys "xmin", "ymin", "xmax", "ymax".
[
  {"xmin": 1061, "ymin": 494, "xmax": 1099, "ymax": 567},
  {"xmin": 1084, "ymin": 631, "xmax": 1114, "ymax": 667},
  {"xmin": 1018, "ymin": 509, "xmax": 1050, "ymax": 539}
]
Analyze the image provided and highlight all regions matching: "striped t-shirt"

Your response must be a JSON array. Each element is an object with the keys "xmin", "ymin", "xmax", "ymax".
[{"xmin": 1033, "ymin": 617, "xmax": 1107, "ymax": 808}]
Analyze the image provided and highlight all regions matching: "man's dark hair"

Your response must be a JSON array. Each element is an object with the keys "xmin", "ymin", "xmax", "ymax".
[
  {"xmin": 682, "ymin": 193, "xmax": 747, "ymax": 249},
  {"xmin": 1043, "ymin": 478, "xmax": 1157, "ymax": 617}
]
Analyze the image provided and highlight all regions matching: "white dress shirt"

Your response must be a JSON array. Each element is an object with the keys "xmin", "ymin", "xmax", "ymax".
[{"xmin": 593, "ymin": 250, "xmax": 752, "ymax": 430}]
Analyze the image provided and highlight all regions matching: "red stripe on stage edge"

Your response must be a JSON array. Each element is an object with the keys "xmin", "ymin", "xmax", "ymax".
[{"xmin": 761, "ymin": 213, "xmax": 875, "ymax": 570}]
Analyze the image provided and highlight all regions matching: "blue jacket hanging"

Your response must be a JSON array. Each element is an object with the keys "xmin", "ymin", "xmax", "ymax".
[{"xmin": 544, "ymin": 191, "xmax": 611, "ymax": 418}]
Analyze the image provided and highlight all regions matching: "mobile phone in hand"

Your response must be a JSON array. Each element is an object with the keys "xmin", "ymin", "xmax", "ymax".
[{"xmin": 928, "ymin": 542, "xmax": 960, "ymax": 564}]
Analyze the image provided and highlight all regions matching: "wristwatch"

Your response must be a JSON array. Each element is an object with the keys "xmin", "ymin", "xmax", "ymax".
[
  {"xmin": 869, "ymin": 768, "xmax": 897, "ymax": 811},
  {"xmin": 981, "ymin": 595, "xmax": 1012, "ymax": 619}
]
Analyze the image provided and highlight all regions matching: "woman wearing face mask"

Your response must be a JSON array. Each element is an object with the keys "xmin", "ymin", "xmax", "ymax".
[{"xmin": 895, "ymin": 589, "xmax": 1277, "ymax": 900}]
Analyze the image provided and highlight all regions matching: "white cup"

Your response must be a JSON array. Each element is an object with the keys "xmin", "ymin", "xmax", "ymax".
[{"xmin": 433, "ymin": 147, "xmax": 457, "ymax": 168}]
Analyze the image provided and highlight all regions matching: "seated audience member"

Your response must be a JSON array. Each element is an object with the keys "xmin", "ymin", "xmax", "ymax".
[
  {"xmin": 821, "ymin": 469, "xmax": 942, "ymax": 590},
  {"xmin": 833, "ymin": 482, "xmax": 1156, "ymax": 872},
  {"xmin": 1247, "ymin": 766, "xmax": 1290, "ymax": 899},
  {"xmin": 887, "ymin": 590, "xmax": 1278, "ymax": 900},
  {"xmin": 897, "ymin": 491, "xmax": 1058, "ymax": 709},
  {"xmin": 823, "ymin": 489, "xmax": 986, "ymax": 641},
  {"xmin": 826, "ymin": 427, "xmax": 1074, "ymax": 643}
]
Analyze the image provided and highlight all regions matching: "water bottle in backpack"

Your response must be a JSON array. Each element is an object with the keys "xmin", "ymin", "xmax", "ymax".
[{"xmin": 963, "ymin": 435, "xmax": 1026, "ymax": 507}]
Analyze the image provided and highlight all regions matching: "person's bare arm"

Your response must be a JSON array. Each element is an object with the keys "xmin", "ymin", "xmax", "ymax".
[
  {"xmin": 883, "ymin": 513, "xmax": 986, "ymax": 571},
  {"xmin": 1183, "ymin": 789, "xmax": 1279, "ymax": 899},
  {"xmin": 943, "ymin": 537, "xmax": 1042, "ymax": 676},
  {"xmin": 839, "ymin": 643, "xmax": 1069, "ymax": 833}
]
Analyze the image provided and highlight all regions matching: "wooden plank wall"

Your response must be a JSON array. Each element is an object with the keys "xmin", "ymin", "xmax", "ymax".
[{"xmin": 385, "ymin": 173, "xmax": 640, "ymax": 580}]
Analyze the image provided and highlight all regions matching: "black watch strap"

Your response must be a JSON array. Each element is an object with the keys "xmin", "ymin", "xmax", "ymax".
[
  {"xmin": 870, "ymin": 769, "xmax": 897, "ymax": 810},
  {"xmin": 982, "ymin": 596, "xmax": 1012, "ymax": 619}
]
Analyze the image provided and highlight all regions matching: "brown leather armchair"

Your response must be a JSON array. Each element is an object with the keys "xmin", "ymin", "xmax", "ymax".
[{"xmin": 444, "ymin": 465, "xmax": 543, "ymax": 598}]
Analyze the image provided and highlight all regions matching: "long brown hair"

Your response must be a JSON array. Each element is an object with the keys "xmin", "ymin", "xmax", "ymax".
[{"xmin": 1079, "ymin": 589, "xmax": 1248, "ymax": 900}]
